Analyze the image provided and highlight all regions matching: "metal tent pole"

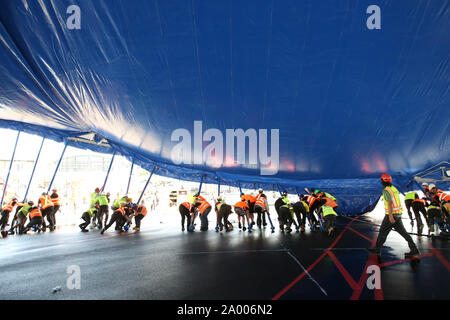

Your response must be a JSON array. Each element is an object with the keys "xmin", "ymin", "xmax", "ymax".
[
  {"xmin": 126, "ymin": 159, "xmax": 134, "ymax": 195},
  {"xmin": 1, "ymin": 131, "xmax": 20, "ymax": 206},
  {"xmin": 198, "ymin": 174, "xmax": 204, "ymax": 194},
  {"xmin": 137, "ymin": 166, "xmax": 156, "ymax": 204},
  {"xmin": 47, "ymin": 142, "xmax": 68, "ymax": 193},
  {"xmin": 101, "ymin": 152, "xmax": 116, "ymax": 193},
  {"xmin": 23, "ymin": 137, "xmax": 45, "ymax": 202}
]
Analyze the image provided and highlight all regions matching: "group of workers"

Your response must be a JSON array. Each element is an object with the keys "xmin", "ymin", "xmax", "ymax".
[
  {"xmin": 178, "ymin": 187, "xmax": 339, "ymax": 236},
  {"xmin": 0, "ymin": 189, "xmax": 61, "ymax": 237},
  {"xmin": 80, "ymin": 188, "xmax": 148, "ymax": 234},
  {"xmin": 403, "ymin": 182, "xmax": 450, "ymax": 236}
]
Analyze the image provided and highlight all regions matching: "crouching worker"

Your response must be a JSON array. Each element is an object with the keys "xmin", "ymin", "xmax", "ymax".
[
  {"xmin": 321, "ymin": 205, "xmax": 337, "ymax": 236},
  {"xmin": 101, "ymin": 205, "xmax": 128, "ymax": 234},
  {"xmin": 234, "ymin": 200, "xmax": 251, "ymax": 231},
  {"xmin": 292, "ymin": 198, "xmax": 309, "ymax": 232},
  {"xmin": 194, "ymin": 194, "xmax": 212, "ymax": 231},
  {"xmin": 131, "ymin": 203, "xmax": 147, "ymax": 231},
  {"xmin": 179, "ymin": 201, "xmax": 193, "ymax": 231},
  {"xmin": 215, "ymin": 198, "xmax": 233, "ymax": 232},
  {"xmin": 79, "ymin": 207, "xmax": 97, "ymax": 232},
  {"xmin": 22, "ymin": 207, "xmax": 44, "ymax": 234},
  {"xmin": 278, "ymin": 203, "xmax": 294, "ymax": 233},
  {"xmin": 10, "ymin": 201, "xmax": 34, "ymax": 235}
]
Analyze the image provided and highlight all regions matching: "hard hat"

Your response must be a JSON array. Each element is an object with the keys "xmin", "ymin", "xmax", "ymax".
[
  {"xmin": 28, "ymin": 201, "xmax": 34, "ymax": 206},
  {"xmin": 421, "ymin": 182, "xmax": 428, "ymax": 187},
  {"xmin": 314, "ymin": 189, "xmax": 320, "ymax": 195},
  {"xmin": 282, "ymin": 191, "xmax": 287, "ymax": 197},
  {"xmin": 258, "ymin": 188, "xmax": 263, "ymax": 193},
  {"xmin": 52, "ymin": 189, "xmax": 57, "ymax": 192},
  {"xmin": 217, "ymin": 197, "xmax": 222, "ymax": 201},
  {"xmin": 240, "ymin": 192, "xmax": 244, "ymax": 196},
  {"xmin": 429, "ymin": 183, "xmax": 436, "ymax": 189},
  {"xmin": 380, "ymin": 173, "xmax": 392, "ymax": 183},
  {"xmin": 95, "ymin": 188, "xmax": 100, "ymax": 193}
]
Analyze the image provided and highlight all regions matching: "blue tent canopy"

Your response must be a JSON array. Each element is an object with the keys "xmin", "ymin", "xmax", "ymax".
[{"xmin": 0, "ymin": 0, "xmax": 449, "ymax": 215}]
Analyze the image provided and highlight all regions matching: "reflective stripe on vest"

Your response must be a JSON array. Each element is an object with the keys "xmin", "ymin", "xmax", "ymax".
[
  {"xmin": 412, "ymin": 199, "xmax": 426, "ymax": 205},
  {"xmin": 438, "ymin": 193, "xmax": 450, "ymax": 203},
  {"xmin": 306, "ymin": 195, "xmax": 317, "ymax": 207},
  {"xmin": 197, "ymin": 198, "xmax": 211, "ymax": 214},
  {"xmin": 2, "ymin": 200, "xmax": 15, "ymax": 212},
  {"xmin": 117, "ymin": 207, "xmax": 126, "ymax": 215},
  {"xmin": 384, "ymin": 186, "xmax": 403, "ymax": 214},
  {"xmin": 322, "ymin": 206, "xmax": 337, "ymax": 217},
  {"xmin": 40, "ymin": 196, "xmax": 54, "ymax": 209},
  {"xmin": 322, "ymin": 197, "xmax": 338, "ymax": 208},
  {"xmin": 29, "ymin": 208, "xmax": 42, "ymax": 218},
  {"xmin": 255, "ymin": 195, "xmax": 266, "ymax": 210},
  {"xmin": 181, "ymin": 202, "xmax": 192, "ymax": 210},
  {"xmin": 138, "ymin": 205, "xmax": 147, "ymax": 216},
  {"xmin": 50, "ymin": 196, "xmax": 61, "ymax": 206}
]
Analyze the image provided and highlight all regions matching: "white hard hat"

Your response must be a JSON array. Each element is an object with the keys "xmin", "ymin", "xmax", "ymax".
[
  {"xmin": 428, "ymin": 183, "xmax": 436, "ymax": 189},
  {"xmin": 258, "ymin": 188, "xmax": 263, "ymax": 193},
  {"xmin": 421, "ymin": 182, "xmax": 428, "ymax": 186}
]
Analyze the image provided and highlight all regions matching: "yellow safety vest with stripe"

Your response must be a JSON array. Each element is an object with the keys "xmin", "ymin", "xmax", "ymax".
[
  {"xmin": 404, "ymin": 192, "xmax": 416, "ymax": 201},
  {"xmin": 383, "ymin": 186, "xmax": 403, "ymax": 214},
  {"xmin": 322, "ymin": 205, "xmax": 337, "ymax": 217},
  {"xmin": 301, "ymin": 201, "xmax": 310, "ymax": 212}
]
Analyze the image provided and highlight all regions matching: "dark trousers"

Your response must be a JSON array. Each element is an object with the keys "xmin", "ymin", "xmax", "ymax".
[
  {"xmin": 179, "ymin": 205, "xmax": 191, "ymax": 230},
  {"xmin": 279, "ymin": 207, "xmax": 293, "ymax": 230},
  {"xmin": 427, "ymin": 208, "xmax": 444, "ymax": 229},
  {"xmin": 323, "ymin": 214, "xmax": 336, "ymax": 231},
  {"xmin": 103, "ymin": 212, "xmax": 125, "ymax": 231},
  {"xmin": 375, "ymin": 215, "xmax": 418, "ymax": 252},
  {"xmin": 309, "ymin": 201, "xmax": 322, "ymax": 224},
  {"xmin": 293, "ymin": 202, "xmax": 307, "ymax": 226},
  {"xmin": 217, "ymin": 204, "xmax": 232, "ymax": 231},
  {"xmin": 52, "ymin": 205, "xmax": 60, "ymax": 225},
  {"xmin": 97, "ymin": 205, "xmax": 109, "ymax": 228},
  {"xmin": 0, "ymin": 210, "xmax": 10, "ymax": 230},
  {"xmin": 41, "ymin": 207, "xmax": 55, "ymax": 230},
  {"xmin": 134, "ymin": 214, "xmax": 144, "ymax": 228},
  {"xmin": 411, "ymin": 202, "xmax": 426, "ymax": 229},
  {"xmin": 80, "ymin": 212, "xmax": 91, "ymax": 230},
  {"xmin": 405, "ymin": 199, "xmax": 414, "ymax": 221},
  {"xmin": 24, "ymin": 216, "xmax": 43, "ymax": 232},
  {"xmin": 199, "ymin": 206, "xmax": 211, "ymax": 230},
  {"xmin": 255, "ymin": 205, "xmax": 267, "ymax": 227},
  {"xmin": 13, "ymin": 212, "xmax": 27, "ymax": 234}
]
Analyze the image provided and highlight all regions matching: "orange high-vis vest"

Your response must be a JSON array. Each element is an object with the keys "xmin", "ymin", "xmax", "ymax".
[
  {"xmin": 2, "ymin": 200, "xmax": 16, "ymax": 212},
  {"xmin": 234, "ymin": 201, "xmax": 249, "ymax": 210},
  {"xmin": 437, "ymin": 192, "xmax": 450, "ymax": 203},
  {"xmin": 181, "ymin": 202, "xmax": 192, "ymax": 211},
  {"xmin": 413, "ymin": 199, "xmax": 427, "ymax": 205},
  {"xmin": 305, "ymin": 195, "xmax": 317, "ymax": 207},
  {"xmin": 255, "ymin": 194, "xmax": 267, "ymax": 210},
  {"xmin": 50, "ymin": 195, "xmax": 61, "ymax": 206},
  {"xmin": 138, "ymin": 205, "xmax": 148, "ymax": 216},
  {"xmin": 117, "ymin": 207, "xmax": 126, "ymax": 215},
  {"xmin": 39, "ymin": 196, "xmax": 54, "ymax": 209},
  {"xmin": 196, "ymin": 197, "xmax": 211, "ymax": 215},
  {"xmin": 29, "ymin": 208, "xmax": 42, "ymax": 218},
  {"xmin": 242, "ymin": 195, "xmax": 256, "ymax": 203},
  {"xmin": 322, "ymin": 197, "xmax": 338, "ymax": 208}
]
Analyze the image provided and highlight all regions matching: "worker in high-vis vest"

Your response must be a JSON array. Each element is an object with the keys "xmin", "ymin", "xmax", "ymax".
[
  {"xmin": 435, "ymin": 191, "xmax": 450, "ymax": 221},
  {"xmin": 292, "ymin": 196, "xmax": 309, "ymax": 232},
  {"xmin": 79, "ymin": 207, "xmax": 97, "ymax": 232},
  {"xmin": 302, "ymin": 193, "xmax": 322, "ymax": 227},
  {"xmin": 23, "ymin": 207, "xmax": 44, "ymax": 234},
  {"xmin": 367, "ymin": 173, "xmax": 419, "ymax": 257},
  {"xmin": 404, "ymin": 191, "xmax": 417, "ymax": 227},
  {"xmin": 9, "ymin": 201, "xmax": 33, "ymax": 235},
  {"xmin": 428, "ymin": 187, "xmax": 449, "ymax": 234},
  {"xmin": 50, "ymin": 189, "xmax": 61, "ymax": 228},
  {"xmin": 96, "ymin": 192, "xmax": 110, "ymax": 229},
  {"xmin": 194, "ymin": 194, "xmax": 212, "ymax": 231},
  {"xmin": 411, "ymin": 195, "xmax": 428, "ymax": 235},
  {"xmin": 7, "ymin": 201, "xmax": 24, "ymax": 235},
  {"xmin": 278, "ymin": 202, "xmax": 294, "ymax": 233},
  {"xmin": 241, "ymin": 193, "xmax": 256, "ymax": 226},
  {"xmin": 90, "ymin": 188, "xmax": 100, "ymax": 208},
  {"xmin": 101, "ymin": 204, "xmax": 130, "ymax": 234},
  {"xmin": 234, "ymin": 200, "xmax": 251, "ymax": 231},
  {"xmin": 320, "ymin": 199, "xmax": 338, "ymax": 236},
  {"xmin": 179, "ymin": 201, "xmax": 194, "ymax": 231},
  {"xmin": 38, "ymin": 192, "xmax": 54, "ymax": 232},
  {"xmin": 254, "ymin": 189, "xmax": 269, "ymax": 229},
  {"xmin": 112, "ymin": 196, "xmax": 128, "ymax": 211},
  {"xmin": 215, "ymin": 197, "xmax": 233, "ymax": 232},
  {"xmin": 1, "ymin": 198, "xmax": 18, "ymax": 237},
  {"xmin": 132, "ymin": 203, "xmax": 147, "ymax": 231}
]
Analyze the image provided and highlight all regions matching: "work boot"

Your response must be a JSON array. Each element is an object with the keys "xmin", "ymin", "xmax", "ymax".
[
  {"xmin": 243, "ymin": 226, "xmax": 246, "ymax": 231},
  {"xmin": 405, "ymin": 248, "xmax": 420, "ymax": 258},
  {"xmin": 366, "ymin": 248, "xmax": 381, "ymax": 256},
  {"xmin": 328, "ymin": 227, "xmax": 334, "ymax": 236},
  {"xmin": 134, "ymin": 227, "xmax": 140, "ymax": 231},
  {"xmin": 300, "ymin": 225, "xmax": 305, "ymax": 233},
  {"xmin": 100, "ymin": 228, "xmax": 105, "ymax": 235},
  {"xmin": 81, "ymin": 229, "xmax": 89, "ymax": 233},
  {"xmin": 238, "ymin": 222, "xmax": 242, "ymax": 229},
  {"xmin": 8, "ymin": 230, "xmax": 15, "ymax": 235},
  {"xmin": 418, "ymin": 225, "xmax": 424, "ymax": 235}
]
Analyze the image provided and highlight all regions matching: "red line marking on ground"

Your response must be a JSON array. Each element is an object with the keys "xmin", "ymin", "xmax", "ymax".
[
  {"xmin": 271, "ymin": 216, "xmax": 360, "ymax": 300},
  {"xmin": 378, "ymin": 252, "xmax": 434, "ymax": 268},
  {"xmin": 327, "ymin": 251, "xmax": 358, "ymax": 290},
  {"xmin": 347, "ymin": 226, "xmax": 376, "ymax": 244},
  {"xmin": 429, "ymin": 244, "xmax": 450, "ymax": 271}
]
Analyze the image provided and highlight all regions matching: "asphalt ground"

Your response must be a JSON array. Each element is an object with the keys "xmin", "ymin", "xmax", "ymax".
[{"xmin": 0, "ymin": 214, "xmax": 449, "ymax": 300}]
